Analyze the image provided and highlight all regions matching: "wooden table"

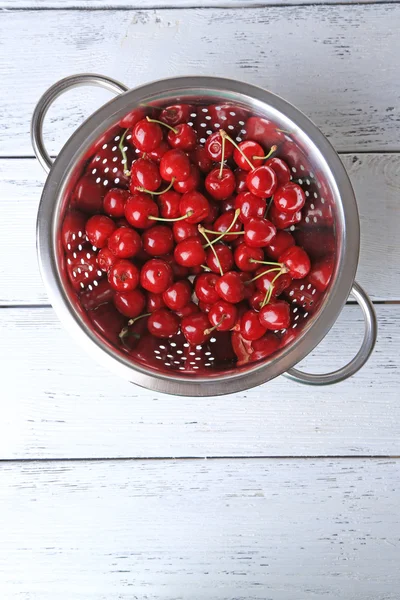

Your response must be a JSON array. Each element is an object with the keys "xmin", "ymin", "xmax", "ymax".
[{"xmin": 1, "ymin": 1, "xmax": 399, "ymax": 597}]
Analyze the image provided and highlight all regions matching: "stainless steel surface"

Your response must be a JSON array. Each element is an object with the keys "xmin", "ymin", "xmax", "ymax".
[
  {"xmin": 34, "ymin": 73, "xmax": 374, "ymax": 396},
  {"xmin": 285, "ymin": 281, "xmax": 378, "ymax": 385}
]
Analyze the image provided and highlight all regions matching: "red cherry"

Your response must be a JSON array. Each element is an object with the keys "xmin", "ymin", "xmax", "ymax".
[
  {"xmin": 269, "ymin": 203, "xmax": 302, "ymax": 230},
  {"xmin": 131, "ymin": 118, "xmax": 163, "ymax": 152},
  {"xmin": 143, "ymin": 225, "xmax": 174, "ymax": 256},
  {"xmin": 238, "ymin": 272, "xmax": 256, "ymax": 299},
  {"xmin": 107, "ymin": 226, "xmax": 142, "ymax": 258},
  {"xmin": 244, "ymin": 218, "xmax": 276, "ymax": 248},
  {"xmin": 140, "ymin": 258, "xmax": 173, "ymax": 293},
  {"xmin": 103, "ymin": 188, "xmax": 130, "ymax": 218},
  {"xmin": 120, "ymin": 107, "xmax": 147, "ymax": 129},
  {"xmin": 244, "ymin": 116, "xmax": 285, "ymax": 147},
  {"xmin": 80, "ymin": 279, "xmax": 114, "ymax": 311},
  {"xmin": 273, "ymin": 182, "xmax": 305, "ymax": 214},
  {"xmin": 233, "ymin": 140, "xmax": 264, "ymax": 171},
  {"xmin": 208, "ymin": 301, "xmax": 238, "ymax": 332},
  {"xmin": 246, "ymin": 165, "xmax": 278, "ymax": 198},
  {"xmin": 190, "ymin": 145, "xmax": 213, "ymax": 173},
  {"xmin": 160, "ymin": 149, "xmax": 191, "ymax": 182},
  {"xmin": 97, "ymin": 247, "xmax": 117, "ymax": 272},
  {"xmin": 215, "ymin": 271, "xmax": 245, "ymax": 303},
  {"xmin": 212, "ymin": 210, "xmax": 243, "ymax": 242},
  {"xmin": 144, "ymin": 140, "xmax": 169, "ymax": 164},
  {"xmin": 158, "ymin": 190, "xmax": 182, "ymax": 219},
  {"xmin": 194, "ymin": 273, "xmax": 221, "ymax": 304},
  {"xmin": 159, "ymin": 255, "xmax": 189, "ymax": 281},
  {"xmin": 249, "ymin": 290, "xmax": 265, "ymax": 311},
  {"xmin": 174, "ymin": 237, "xmax": 206, "ymax": 267},
  {"xmin": 279, "ymin": 246, "xmax": 311, "ymax": 279},
  {"xmin": 254, "ymin": 267, "xmax": 292, "ymax": 297},
  {"xmin": 160, "ymin": 104, "xmax": 193, "ymax": 127},
  {"xmin": 234, "ymin": 244, "xmax": 263, "ymax": 272},
  {"xmin": 73, "ymin": 176, "xmax": 104, "ymax": 214},
  {"xmin": 181, "ymin": 313, "xmax": 211, "ymax": 345},
  {"xmin": 205, "ymin": 168, "xmax": 235, "ymax": 201},
  {"xmin": 130, "ymin": 158, "xmax": 161, "ymax": 193},
  {"xmin": 125, "ymin": 194, "xmax": 159, "ymax": 229},
  {"xmin": 148, "ymin": 308, "xmax": 180, "ymax": 339},
  {"xmin": 168, "ymin": 124, "xmax": 197, "ymax": 151},
  {"xmin": 266, "ymin": 230, "xmax": 295, "ymax": 260},
  {"xmin": 265, "ymin": 157, "xmax": 291, "ymax": 186},
  {"xmin": 235, "ymin": 191, "xmax": 266, "ymax": 224},
  {"xmin": 240, "ymin": 310, "xmax": 267, "ymax": 341},
  {"xmin": 231, "ymin": 331, "xmax": 254, "ymax": 364},
  {"xmin": 308, "ymin": 255, "xmax": 334, "ymax": 292},
  {"xmin": 206, "ymin": 243, "xmax": 234, "ymax": 274},
  {"xmin": 162, "ymin": 280, "xmax": 192, "ymax": 311},
  {"xmin": 205, "ymin": 131, "xmax": 234, "ymax": 161},
  {"xmin": 62, "ymin": 210, "xmax": 87, "ymax": 251},
  {"xmin": 67, "ymin": 248, "xmax": 100, "ymax": 291},
  {"xmin": 114, "ymin": 289, "xmax": 146, "ymax": 318},
  {"xmin": 108, "ymin": 260, "xmax": 139, "ymax": 292},
  {"xmin": 173, "ymin": 164, "xmax": 201, "ymax": 194},
  {"xmin": 147, "ymin": 292, "xmax": 165, "ymax": 313},
  {"xmin": 172, "ymin": 221, "xmax": 199, "ymax": 243},
  {"xmin": 235, "ymin": 169, "xmax": 248, "ymax": 193},
  {"xmin": 198, "ymin": 301, "xmax": 212, "ymax": 313},
  {"xmin": 251, "ymin": 333, "xmax": 280, "ymax": 362},
  {"xmin": 259, "ymin": 300, "xmax": 291, "ymax": 330},
  {"xmin": 175, "ymin": 302, "xmax": 200, "ymax": 318},
  {"xmin": 90, "ymin": 303, "xmax": 126, "ymax": 346},
  {"xmin": 179, "ymin": 191, "xmax": 209, "ymax": 224},
  {"xmin": 221, "ymin": 197, "xmax": 235, "ymax": 213},
  {"xmin": 203, "ymin": 201, "xmax": 220, "ymax": 225}
]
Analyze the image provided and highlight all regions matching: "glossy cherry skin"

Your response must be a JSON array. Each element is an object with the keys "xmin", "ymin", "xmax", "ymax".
[
  {"xmin": 131, "ymin": 119, "xmax": 163, "ymax": 152},
  {"xmin": 168, "ymin": 124, "xmax": 197, "ymax": 151},
  {"xmin": 254, "ymin": 267, "xmax": 292, "ymax": 297},
  {"xmin": 203, "ymin": 201, "xmax": 220, "ymax": 226},
  {"xmin": 212, "ymin": 210, "xmax": 243, "ymax": 242},
  {"xmin": 160, "ymin": 104, "xmax": 193, "ymax": 127},
  {"xmin": 235, "ymin": 191, "xmax": 266, "ymax": 224},
  {"xmin": 206, "ymin": 243, "xmax": 234, "ymax": 274},
  {"xmin": 234, "ymin": 244, "xmax": 264, "ymax": 272},
  {"xmin": 215, "ymin": 271, "xmax": 245, "ymax": 304},
  {"xmin": 73, "ymin": 176, "xmax": 104, "ymax": 214},
  {"xmin": 108, "ymin": 227, "xmax": 142, "ymax": 258},
  {"xmin": 162, "ymin": 280, "xmax": 192, "ymax": 311},
  {"xmin": 120, "ymin": 107, "xmax": 147, "ymax": 129},
  {"xmin": 205, "ymin": 131, "xmax": 234, "ymax": 161},
  {"xmin": 269, "ymin": 203, "xmax": 302, "ymax": 230},
  {"xmin": 308, "ymin": 255, "xmax": 334, "ymax": 292},
  {"xmin": 97, "ymin": 247, "xmax": 117, "ymax": 272},
  {"xmin": 103, "ymin": 188, "xmax": 130, "ymax": 218},
  {"xmin": 174, "ymin": 237, "xmax": 206, "ymax": 267},
  {"xmin": 181, "ymin": 312, "xmax": 211, "ymax": 345},
  {"xmin": 249, "ymin": 290, "xmax": 265, "ymax": 312},
  {"xmin": 172, "ymin": 221, "xmax": 199, "ymax": 243},
  {"xmin": 158, "ymin": 190, "xmax": 182, "ymax": 219},
  {"xmin": 125, "ymin": 194, "xmax": 159, "ymax": 229},
  {"xmin": 180, "ymin": 191, "xmax": 209, "ymax": 224},
  {"xmin": 240, "ymin": 309, "xmax": 267, "ymax": 341},
  {"xmin": 144, "ymin": 140, "xmax": 170, "ymax": 164},
  {"xmin": 148, "ymin": 308, "xmax": 180, "ymax": 339},
  {"xmin": 114, "ymin": 289, "xmax": 146, "ymax": 318},
  {"xmin": 273, "ymin": 182, "xmax": 306, "ymax": 214},
  {"xmin": 244, "ymin": 217, "xmax": 277, "ymax": 248},
  {"xmin": 173, "ymin": 164, "xmax": 201, "ymax": 194},
  {"xmin": 259, "ymin": 300, "xmax": 291, "ymax": 330},
  {"xmin": 250, "ymin": 333, "xmax": 280, "ymax": 362},
  {"xmin": 208, "ymin": 301, "xmax": 238, "ymax": 332},
  {"xmin": 235, "ymin": 169, "xmax": 248, "ymax": 193},
  {"xmin": 238, "ymin": 272, "xmax": 256, "ymax": 299},
  {"xmin": 266, "ymin": 230, "xmax": 295, "ymax": 260},
  {"xmin": 246, "ymin": 165, "xmax": 278, "ymax": 198},
  {"xmin": 108, "ymin": 260, "xmax": 139, "ymax": 292},
  {"xmin": 194, "ymin": 273, "xmax": 221, "ymax": 304},
  {"xmin": 221, "ymin": 197, "xmax": 235, "ymax": 214},
  {"xmin": 62, "ymin": 210, "xmax": 87, "ymax": 251},
  {"xmin": 175, "ymin": 302, "xmax": 200, "ymax": 318},
  {"xmin": 160, "ymin": 149, "xmax": 191, "ymax": 182},
  {"xmin": 198, "ymin": 301, "xmax": 212, "ymax": 314},
  {"xmin": 205, "ymin": 168, "xmax": 236, "ymax": 201},
  {"xmin": 140, "ymin": 259, "xmax": 173, "ymax": 293},
  {"xmin": 146, "ymin": 292, "xmax": 166, "ymax": 313},
  {"xmin": 142, "ymin": 225, "xmax": 174, "ymax": 256},
  {"xmin": 190, "ymin": 145, "xmax": 214, "ymax": 173},
  {"xmin": 265, "ymin": 157, "xmax": 291, "ymax": 186},
  {"xmin": 244, "ymin": 116, "xmax": 285, "ymax": 147},
  {"xmin": 130, "ymin": 158, "xmax": 161, "ymax": 192},
  {"xmin": 233, "ymin": 140, "xmax": 264, "ymax": 171},
  {"xmin": 279, "ymin": 246, "xmax": 311, "ymax": 279}
]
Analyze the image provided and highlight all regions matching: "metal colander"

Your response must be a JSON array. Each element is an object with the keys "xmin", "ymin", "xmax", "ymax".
[{"xmin": 32, "ymin": 74, "xmax": 376, "ymax": 396}]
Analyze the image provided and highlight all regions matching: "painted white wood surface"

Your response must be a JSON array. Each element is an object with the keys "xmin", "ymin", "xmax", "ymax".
[
  {"xmin": 1, "ymin": 5, "xmax": 400, "ymax": 156},
  {"xmin": 1, "ymin": 458, "xmax": 399, "ymax": 599},
  {"xmin": 1, "ymin": 304, "xmax": 398, "ymax": 459},
  {"xmin": 4, "ymin": 0, "xmax": 399, "ymax": 8},
  {"xmin": 1, "ymin": 154, "xmax": 398, "ymax": 305}
]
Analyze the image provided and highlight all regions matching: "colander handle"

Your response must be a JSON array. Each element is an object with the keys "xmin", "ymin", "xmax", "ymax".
[
  {"xmin": 284, "ymin": 281, "xmax": 377, "ymax": 385},
  {"xmin": 31, "ymin": 74, "xmax": 129, "ymax": 173}
]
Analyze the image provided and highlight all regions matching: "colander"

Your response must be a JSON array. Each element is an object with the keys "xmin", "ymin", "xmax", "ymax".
[{"xmin": 32, "ymin": 74, "xmax": 377, "ymax": 396}]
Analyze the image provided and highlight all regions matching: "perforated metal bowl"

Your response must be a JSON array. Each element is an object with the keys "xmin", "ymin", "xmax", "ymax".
[{"xmin": 32, "ymin": 74, "xmax": 377, "ymax": 396}]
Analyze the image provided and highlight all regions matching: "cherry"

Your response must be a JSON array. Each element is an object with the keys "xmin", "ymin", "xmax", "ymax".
[
  {"xmin": 148, "ymin": 308, "xmax": 180, "ymax": 339},
  {"xmin": 266, "ymin": 230, "xmax": 295, "ymax": 260},
  {"xmin": 114, "ymin": 289, "xmax": 146, "ymax": 318},
  {"xmin": 147, "ymin": 292, "xmax": 166, "ymax": 313},
  {"xmin": 67, "ymin": 248, "xmax": 100, "ymax": 291},
  {"xmin": 249, "ymin": 290, "xmax": 265, "ymax": 311},
  {"xmin": 162, "ymin": 280, "xmax": 192, "ymax": 311},
  {"xmin": 97, "ymin": 247, "xmax": 117, "ymax": 272},
  {"xmin": 235, "ymin": 191, "xmax": 266, "ymax": 224},
  {"xmin": 235, "ymin": 169, "xmax": 248, "ymax": 193},
  {"xmin": 158, "ymin": 190, "xmax": 182, "ymax": 219},
  {"xmin": 212, "ymin": 210, "xmax": 243, "ymax": 242},
  {"xmin": 62, "ymin": 210, "xmax": 87, "ymax": 251},
  {"xmin": 233, "ymin": 140, "xmax": 264, "ymax": 171},
  {"xmin": 279, "ymin": 246, "xmax": 311, "ymax": 279},
  {"xmin": 80, "ymin": 279, "xmax": 114, "ymax": 311},
  {"xmin": 240, "ymin": 309, "xmax": 267, "ymax": 341},
  {"xmin": 205, "ymin": 131, "xmax": 234, "ymax": 161},
  {"xmin": 91, "ymin": 303, "xmax": 126, "ymax": 346},
  {"xmin": 274, "ymin": 182, "xmax": 305, "ymax": 214},
  {"xmin": 120, "ymin": 107, "xmax": 147, "ymax": 129},
  {"xmin": 259, "ymin": 300, "xmax": 291, "ymax": 330},
  {"xmin": 221, "ymin": 197, "xmax": 235, "ymax": 213},
  {"xmin": 251, "ymin": 333, "xmax": 280, "ymax": 362},
  {"xmin": 198, "ymin": 301, "xmax": 212, "ymax": 313},
  {"xmin": 85, "ymin": 214, "xmax": 116, "ymax": 248},
  {"xmin": 246, "ymin": 165, "xmax": 278, "ymax": 198},
  {"xmin": 143, "ymin": 225, "xmax": 174, "ymax": 256},
  {"xmin": 254, "ymin": 267, "xmax": 292, "ymax": 297},
  {"xmin": 73, "ymin": 175, "xmax": 104, "ymax": 214},
  {"xmin": 174, "ymin": 237, "xmax": 206, "ymax": 267},
  {"xmin": 173, "ymin": 164, "xmax": 201, "ymax": 194},
  {"xmin": 231, "ymin": 331, "xmax": 254, "ymax": 364},
  {"xmin": 206, "ymin": 243, "xmax": 233, "ymax": 273},
  {"xmin": 244, "ymin": 217, "xmax": 276, "ymax": 248},
  {"xmin": 190, "ymin": 145, "xmax": 214, "ymax": 173},
  {"xmin": 216, "ymin": 271, "xmax": 245, "ymax": 303},
  {"xmin": 269, "ymin": 203, "xmax": 302, "ymax": 229},
  {"xmin": 140, "ymin": 258, "xmax": 173, "ymax": 293},
  {"xmin": 172, "ymin": 220, "xmax": 199, "ymax": 243},
  {"xmin": 244, "ymin": 116, "xmax": 285, "ymax": 147},
  {"xmin": 234, "ymin": 244, "xmax": 264, "ymax": 272},
  {"xmin": 160, "ymin": 104, "xmax": 193, "ymax": 127},
  {"xmin": 265, "ymin": 157, "xmax": 291, "ymax": 186},
  {"xmin": 205, "ymin": 168, "xmax": 235, "ymax": 201},
  {"xmin": 108, "ymin": 260, "xmax": 139, "ymax": 292},
  {"xmin": 103, "ymin": 188, "xmax": 130, "ymax": 218},
  {"xmin": 308, "ymin": 255, "xmax": 334, "ymax": 292},
  {"xmin": 168, "ymin": 124, "xmax": 197, "ymax": 151},
  {"xmin": 131, "ymin": 118, "xmax": 163, "ymax": 152},
  {"xmin": 180, "ymin": 191, "xmax": 209, "ymax": 224},
  {"xmin": 194, "ymin": 273, "xmax": 221, "ymax": 304},
  {"xmin": 208, "ymin": 301, "xmax": 238, "ymax": 332},
  {"xmin": 181, "ymin": 312, "xmax": 211, "ymax": 345},
  {"xmin": 175, "ymin": 302, "xmax": 200, "ymax": 318},
  {"xmin": 107, "ymin": 226, "xmax": 142, "ymax": 258},
  {"xmin": 203, "ymin": 201, "xmax": 220, "ymax": 225},
  {"xmin": 144, "ymin": 140, "xmax": 170, "ymax": 164},
  {"xmin": 130, "ymin": 158, "xmax": 161, "ymax": 193},
  {"xmin": 160, "ymin": 149, "xmax": 191, "ymax": 182},
  {"xmin": 125, "ymin": 194, "xmax": 159, "ymax": 229}
]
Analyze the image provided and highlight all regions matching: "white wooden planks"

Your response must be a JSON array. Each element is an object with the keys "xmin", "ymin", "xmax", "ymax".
[
  {"xmin": 0, "ymin": 304, "xmax": 398, "ymax": 459},
  {"xmin": 4, "ymin": 0, "xmax": 399, "ymax": 8},
  {"xmin": 1, "ymin": 5, "xmax": 400, "ymax": 155},
  {"xmin": 1, "ymin": 458, "xmax": 399, "ymax": 599}
]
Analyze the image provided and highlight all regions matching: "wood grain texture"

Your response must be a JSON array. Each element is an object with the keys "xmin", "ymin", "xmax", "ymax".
[
  {"xmin": 1, "ymin": 154, "xmax": 398, "ymax": 305},
  {"xmin": 0, "ymin": 304, "xmax": 398, "ymax": 459},
  {"xmin": 1, "ymin": 458, "xmax": 399, "ymax": 599},
  {"xmin": 1, "ymin": 5, "xmax": 400, "ymax": 155},
  {"xmin": 4, "ymin": 0, "xmax": 398, "ymax": 7}
]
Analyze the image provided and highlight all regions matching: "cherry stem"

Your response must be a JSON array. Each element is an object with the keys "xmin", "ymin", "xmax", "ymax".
[
  {"xmin": 149, "ymin": 210, "xmax": 193, "ymax": 222},
  {"xmin": 218, "ymin": 132, "xmax": 226, "ymax": 179},
  {"xmin": 202, "ymin": 229, "xmax": 244, "ymax": 236},
  {"xmin": 249, "ymin": 259, "xmax": 282, "ymax": 267},
  {"xmin": 119, "ymin": 129, "xmax": 131, "ymax": 176},
  {"xmin": 252, "ymin": 145, "xmax": 278, "ymax": 161},
  {"xmin": 220, "ymin": 130, "xmax": 254, "ymax": 171},
  {"xmin": 137, "ymin": 178, "xmax": 175, "ymax": 196},
  {"xmin": 202, "ymin": 208, "xmax": 241, "ymax": 248},
  {"xmin": 146, "ymin": 116, "xmax": 178, "ymax": 135},
  {"xmin": 200, "ymin": 264, "xmax": 211, "ymax": 271},
  {"xmin": 261, "ymin": 269, "xmax": 284, "ymax": 308},
  {"xmin": 247, "ymin": 267, "xmax": 282, "ymax": 284},
  {"xmin": 198, "ymin": 227, "xmax": 223, "ymax": 276},
  {"xmin": 119, "ymin": 312, "xmax": 151, "ymax": 342},
  {"xmin": 204, "ymin": 316, "xmax": 225, "ymax": 336}
]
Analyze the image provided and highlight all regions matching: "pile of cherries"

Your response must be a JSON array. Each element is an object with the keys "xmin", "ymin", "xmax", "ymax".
[{"xmin": 62, "ymin": 104, "xmax": 333, "ymax": 368}]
